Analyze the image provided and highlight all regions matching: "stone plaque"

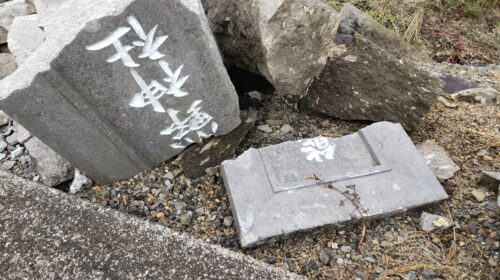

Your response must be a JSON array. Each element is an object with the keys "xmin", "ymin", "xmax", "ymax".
[
  {"xmin": 221, "ymin": 122, "xmax": 449, "ymax": 247},
  {"xmin": 259, "ymin": 131, "xmax": 391, "ymax": 192}
]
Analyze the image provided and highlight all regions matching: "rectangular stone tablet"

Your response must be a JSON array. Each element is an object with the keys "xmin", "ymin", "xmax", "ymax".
[{"xmin": 221, "ymin": 122, "xmax": 449, "ymax": 247}]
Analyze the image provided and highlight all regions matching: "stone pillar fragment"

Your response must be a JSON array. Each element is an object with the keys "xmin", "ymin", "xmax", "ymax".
[{"xmin": 0, "ymin": 0, "xmax": 240, "ymax": 183}]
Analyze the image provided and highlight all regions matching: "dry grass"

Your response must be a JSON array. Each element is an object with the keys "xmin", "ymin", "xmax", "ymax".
[
  {"xmin": 373, "ymin": 230, "xmax": 483, "ymax": 279},
  {"xmin": 333, "ymin": 0, "xmax": 500, "ymax": 64}
]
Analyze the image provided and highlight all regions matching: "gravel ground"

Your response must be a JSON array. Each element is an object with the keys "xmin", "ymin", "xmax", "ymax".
[
  {"xmin": 75, "ymin": 62, "xmax": 499, "ymax": 280},
  {"xmin": 2, "ymin": 62, "xmax": 498, "ymax": 279}
]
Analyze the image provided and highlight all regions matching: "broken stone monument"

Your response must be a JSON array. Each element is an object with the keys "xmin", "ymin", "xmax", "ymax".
[
  {"xmin": 7, "ymin": 14, "xmax": 44, "ymax": 64},
  {"xmin": 203, "ymin": 0, "xmax": 343, "ymax": 96},
  {"xmin": 0, "ymin": 0, "xmax": 36, "ymax": 44},
  {"xmin": 0, "ymin": 0, "xmax": 240, "ymax": 183},
  {"xmin": 301, "ymin": 33, "xmax": 441, "ymax": 131},
  {"xmin": 176, "ymin": 111, "xmax": 256, "ymax": 179},
  {"xmin": 221, "ymin": 122, "xmax": 448, "ymax": 247}
]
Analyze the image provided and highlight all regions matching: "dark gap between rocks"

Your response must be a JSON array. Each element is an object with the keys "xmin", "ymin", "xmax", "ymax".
[{"xmin": 226, "ymin": 66, "xmax": 275, "ymax": 110}]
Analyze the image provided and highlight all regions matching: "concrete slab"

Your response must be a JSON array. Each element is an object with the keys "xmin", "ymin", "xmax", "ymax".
[
  {"xmin": 0, "ymin": 0, "xmax": 240, "ymax": 183},
  {"xmin": 221, "ymin": 122, "xmax": 449, "ymax": 247},
  {"xmin": 0, "ymin": 171, "xmax": 302, "ymax": 279}
]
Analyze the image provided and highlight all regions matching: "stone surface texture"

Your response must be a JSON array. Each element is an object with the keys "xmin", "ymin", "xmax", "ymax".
[
  {"xmin": 420, "ymin": 212, "xmax": 452, "ymax": 232},
  {"xmin": 417, "ymin": 140, "xmax": 460, "ymax": 180},
  {"xmin": 176, "ymin": 110, "xmax": 256, "ymax": 179},
  {"xmin": 479, "ymin": 171, "xmax": 500, "ymax": 192},
  {"xmin": 0, "ymin": 171, "xmax": 302, "ymax": 279},
  {"xmin": 203, "ymin": 0, "xmax": 343, "ymax": 96},
  {"xmin": 24, "ymin": 136, "xmax": 73, "ymax": 186},
  {"xmin": 451, "ymin": 87, "xmax": 500, "ymax": 105},
  {"xmin": 14, "ymin": 123, "xmax": 31, "ymax": 143},
  {"xmin": 301, "ymin": 33, "xmax": 441, "ymax": 131},
  {"xmin": 0, "ymin": 53, "xmax": 17, "ymax": 79},
  {"xmin": 0, "ymin": 0, "xmax": 36, "ymax": 44},
  {"xmin": 441, "ymin": 75, "xmax": 480, "ymax": 94},
  {"xmin": 221, "ymin": 122, "xmax": 448, "ymax": 247},
  {"xmin": 33, "ymin": 0, "xmax": 62, "ymax": 19},
  {"xmin": 7, "ymin": 14, "xmax": 44, "ymax": 64},
  {"xmin": 69, "ymin": 168, "xmax": 92, "ymax": 194},
  {"xmin": 335, "ymin": 3, "xmax": 431, "ymax": 63},
  {"xmin": 0, "ymin": 0, "xmax": 240, "ymax": 183}
]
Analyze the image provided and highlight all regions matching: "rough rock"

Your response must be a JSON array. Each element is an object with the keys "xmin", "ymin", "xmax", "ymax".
[
  {"xmin": 0, "ymin": 0, "xmax": 240, "ymax": 183},
  {"xmin": 471, "ymin": 189, "xmax": 488, "ymax": 202},
  {"xmin": 24, "ymin": 137, "xmax": 73, "ymax": 186},
  {"xmin": 0, "ymin": 53, "xmax": 17, "ymax": 79},
  {"xmin": 0, "ymin": 135, "xmax": 7, "ymax": 152},
  {"xmin": 176, "ymin": 111, "xmax": 256, "ymax": 179},
  {"xmin": 11, "ymin": 145, "xmax": 24, "ymax": 157},
  {"xmin": 221, "ymin": 122, "xmax": 448, "ymax": 247},
  {"xmin": 0, "ymin": 0, "xmax": 36, "ymax": 44},
  {"xmin": 417, "ymin": 140, "xmax": 460, "ymax": 180},
  {"xmin": 420, "ymin": 212, "xmax": 452, "ymax": 232},
  {"xmin": 301, "ymin": 33, "xmax": 441, "ymax": 131},
  {"xmin": 69, "ymin": 169, "xmax": 92, "ymax": 194},
  {"xmin": 441, "ymin": 75, "xmax": 480, "ymax": 94},
  {"xmin": 14, "ymin": 123, "xmax": 31, "ymax": 143},
  {"xmin": 0, "ymin": 171, "xmax": 302, "ymax": 280},
  {"xmin": 203, "ymin": 0, "xmax": 343, "ymax": 96},
  {"xmin": 33, "ymin": 0, "xmax": 62, "ymax": 19},
  {"xmin": 0, "ymin": 110, "xmax": 10, "ymax": 126},
  {"xmin": 33, "ymin": 0, "xmax": 64, "ymax": 35},
  {"xmin": 334, "ymin": 3, "xmax": 431, "ymax": 63},
  {"xmin": 7, "ymin": 14, "xmax": 45, "ymax": 64},
  {"xmin": 478, "ymin": 171, "xmax": 500, "ymax": 192},
  {"xmin": 451, "ymin": 87, "xmax": 500, "ymax": 105}
]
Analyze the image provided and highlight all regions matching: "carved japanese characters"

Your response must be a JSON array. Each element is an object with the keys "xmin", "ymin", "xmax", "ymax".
[
  {"xmin": 86, "ymin": 15, "xmax": 219, "ymax": 149},
  {"xmin": 0, "ymin": 0, "xmax": 240, "ymax": 183}
]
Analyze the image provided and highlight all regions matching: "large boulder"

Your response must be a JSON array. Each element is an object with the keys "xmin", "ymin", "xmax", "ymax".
[
  {"xmin": 301, "ymin": 33, "xmax": 441, "ymax": 131},
  {"xmin": 203, "ymin": 0, "xmax": 343, "ymax": 96}
]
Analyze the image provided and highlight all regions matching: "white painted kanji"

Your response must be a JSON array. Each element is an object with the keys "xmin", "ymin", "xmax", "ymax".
[
  {"xmin": 299, "ymin": 137, "xmax": 336, "ymax": 162},
  {"xmin": 127, "ymin": 15, "xmax": 168, "ymax": 60},
  {"xmin": 161, "ymin": 100, "xmax": 218, "ymax": 149},
  {"xmin": 86, "ymin": 27, "xmax": 139, "ymax": 68},
  {"xmin": 87, "ymin": 15, "xmax": 218, "ymax": 149}
]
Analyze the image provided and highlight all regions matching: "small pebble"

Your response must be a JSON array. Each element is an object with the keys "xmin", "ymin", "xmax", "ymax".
[
  {"xmin": 318, "ymin": 250, "xmax": 330, "ymax": 265},
  {"xmin": 341, "ymin": 246, "xmax": 352, "ymax": 253},
  {"xmin": 11, "ymin": 146, "xmax": 24, "ymax": 158},
  {"xmin": 179, "ymin": 212, "xmax": 193, "ymax": 225},
  {"xmin": 223, "ymin": 216, "xmax": 234, "ymax": 227},
  {"xmin": 257, "ymin": 124, "xmax": 273, "ymax": 133}
]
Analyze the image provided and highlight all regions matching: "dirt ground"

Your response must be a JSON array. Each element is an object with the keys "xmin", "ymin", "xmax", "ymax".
[
  {"xmin": 77, "ymin": 3, "xmax": 500, "ymax": 277},
  {"xmin": 80, "ymin": 84, "xmax": 499, "ymax": 279}
]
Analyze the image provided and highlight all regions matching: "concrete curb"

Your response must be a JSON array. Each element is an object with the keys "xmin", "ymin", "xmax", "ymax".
[{"xmin": 0, "ymin": 171, "xmax": 303, "ymax": 279}]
